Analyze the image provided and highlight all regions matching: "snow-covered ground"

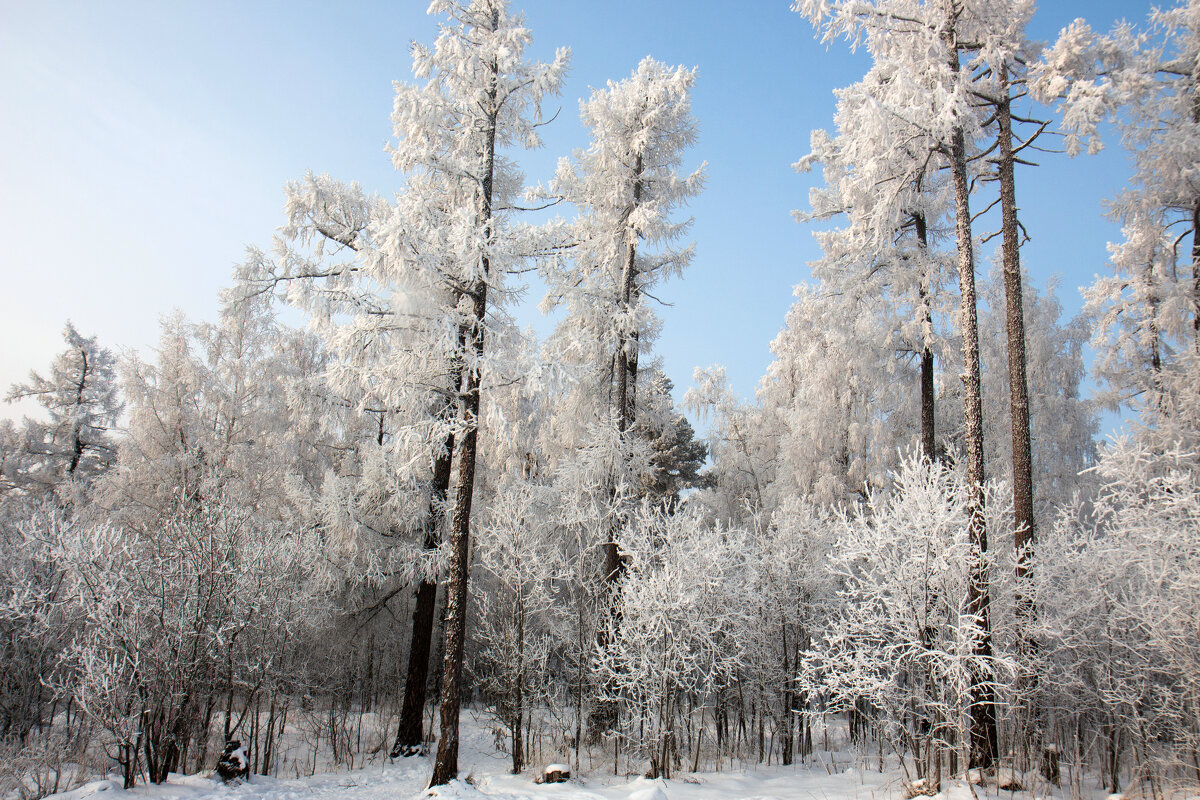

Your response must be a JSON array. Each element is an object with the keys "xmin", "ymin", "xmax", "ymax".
[
  {"xmin": 38, "ymin": 711, "xmax": 1082, "ymax": 800},
  {"xmin": 49, "ymin": 758, "xmax": 899, "ymax": 800}
]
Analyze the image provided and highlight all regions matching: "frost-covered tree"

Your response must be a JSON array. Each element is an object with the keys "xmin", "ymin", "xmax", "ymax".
[
  {"xmin": 542, "ymin": 55, "xmax": 704, "ymax": 588},
  {"xmin": 740, "ymin": 498, "xmax": 835, "ymax": 766},
  {"xmin": 383, "ymin": 1, "xmax": 567, "ymax": 783},
  {"xmin": 57, "ymin": 500, "xmax": 330, "ymax": 787},
  {"xmin": 800, "ymin": 455, "xmax": 1014, "ymax": 784},
  {"xmin": 797, "ymin": 0, "xmax": 1008, "ymax": 766},
  {"xmin": 1033, "ymin": 1, "xmax": 1200, "ymax": 411},
  {"xmin": 795, "ymin": 44, "xmax": 957, "ymax": 463},
  {"xmin": 471, "ymin": 481, "xmax": 565, "ymax": 774},
  {"xmin": 4, "ymin": 323, "xmax": 121, "ymax": 499},
  {"xmin": 99, "ymin": 296, "xmax": 308, "ymax": 529},
  {"xmin": 686, "ymin": 366, "xmax": 780, "ymax": 525},
  {"xmin": 1036, "ymin": 428, "xmax": 1200, "ymax": 792},
  {"xmin": 241, "ymin": 168, "xmax": 456, "ymax": 758},
  {"xmin": 758, "ymin": 285, "xmax": 917, "ymax": 508},
  {"xmin": 596, "ymin": 504, "xmax": 748, "ymax": 778},
  {"xmin": 0, "ymin": 502, "xmax": 79, "ymax": 759}
]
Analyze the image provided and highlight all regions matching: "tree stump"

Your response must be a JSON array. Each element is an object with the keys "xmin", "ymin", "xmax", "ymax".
[
  {"xmin": 1041, "ymin": 744, "xmax": 1061, "ymax": 787},
  {"xmin": 541, "ymin": 763, "xmax": 570, "ymax": 783},
  {"xmin": 216, "ymin": 740, "xmax": 249, "ymax": 782}
]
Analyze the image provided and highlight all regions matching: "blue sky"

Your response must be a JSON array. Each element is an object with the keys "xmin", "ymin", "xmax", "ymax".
[{"xmin": 0, "ymin": 1, "xmax": 1149, "ymax": 430}]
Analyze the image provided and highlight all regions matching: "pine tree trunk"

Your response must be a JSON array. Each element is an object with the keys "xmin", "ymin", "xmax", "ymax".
[
  {"xmin": 594, "ymin": 154, "xmax": 645, "ymax": 736},
  {"xmin": 944, "ymin": 44, "xmax": 997, "ymax": 768},
  {"xmin": 913, "ymin": 213, "xmax": 937, "ymax": 461},
  {"xmin": 428, "ymin": 43, "xmax": 498, "ymax": 785},
  {"xmin": 393, "ymin": 435, "xmax": 454, "ymax": 757},
  {"xmin": 997, "ymin": 70, "xmax": 1036, "ymax": 630}
]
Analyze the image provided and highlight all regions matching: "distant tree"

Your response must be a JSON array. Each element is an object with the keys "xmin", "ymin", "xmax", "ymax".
[
  {"xmin": 757, "ymin": 285, "xmax": 916, "ymax": 509},
  {"xmin": 641, "ymin": 410, "xmax": 707, "ymax": 511},
  {"xmin": 4, "ymin": 323, "xmax": 121, "ymax": 498},
  {"xmin": 978, "ymin": 272, "xmax": 1096, "ymax": 520}
]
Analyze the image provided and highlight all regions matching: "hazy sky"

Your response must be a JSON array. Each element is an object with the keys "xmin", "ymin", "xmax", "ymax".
[{"xmin": 0, "ymin": 0, "xmax": 1147, "ymax": 428}]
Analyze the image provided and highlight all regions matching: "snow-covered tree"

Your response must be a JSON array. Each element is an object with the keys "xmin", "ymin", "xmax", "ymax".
[
  {"xmin": 758, "ymin": 285, "xmax": 917, "ymax": 508},
  {"xmin": 57, "ymin": 499, "xmax": 331, "ymax": 787},
  {"xmin": 542, "ymin": 55, "xmax": 704, "ymax": 589},
  {"xmin": 740, "ymin": 498, "xmax": 835, "ymax": 766},
  {"xmin": 800, "ymin": 455, "xmax": 1014, "ymax": 783},
  {"xmin": 471, "ymin": 480, "xmax": 565, "ymax": 774},
  {"xmin": 4, "ymin": 323, "xmax": 121, "ymax": 500},
  {"xmin": 796, "ymin": 0, "xmax": 1017, "ymax": 766},
  {"xmin": 1033, "ymin": 1, "xmax": 1200, "ymax": 411},
  {"xmin": 381, "ymin": 1, "xmax": 567, "ymax": 783},
  {"xmin": 0, "ymin": 503, "xmax": 79, "ymax": 754},
  {"xmin": 597, "ymin": 504, "xmax": 748, "ymax": 778},
  {"xmin": 1035, "ymin": 427, "xmax": 1200, "ymax": 792},
  {"xmin": 686, "ymin": 366, "xmax": 780, "ymax": 525}
]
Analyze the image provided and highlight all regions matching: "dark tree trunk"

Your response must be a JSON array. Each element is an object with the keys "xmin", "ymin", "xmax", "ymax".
[
  {"xmin": 997, "ymin": 70, "xmax": 1036, "ymax": 629},
  {"xmin": 428, "ymin": 320, "xmax": 484, "ymax": 787},
  {"xmin": 780, "ymin": 619, "xmax": 794, "ymax": 766},
  {"xmin": 428, "ymin": 30, "xmax": 499, "ymax": 784},
  {"xmin": 593, "ymin": 153, "xmax": 645, "ymax": 736},
  {"xmin": 393, "ymin": 434, "xmax": 453, "ymax": 757},
  {"xmin": 943, "ymin": 27, "xmax": 997, "ymax": 768},
  {"xmin": 1192, "ymin": 196, "xmax": 1200, "ymax": 350},
  {"xmin": 913, "ymin": 212, "xmax": 937, "ymax": 462},
  {"xmin": 1192, "ymin": 89, "xmax": 1199, "ymax": 351},
  {"xmin": 67, "ymin": 349, "xmax": 89, "ymax": 477}
]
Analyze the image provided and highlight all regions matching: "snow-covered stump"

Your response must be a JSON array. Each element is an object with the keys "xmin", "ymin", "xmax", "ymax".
[
  {"xmin": 967, "ymin": 767, "xmax": 1024, "ymax": 792},
  {"xmin": 538, "ymin": 763, "xmax": 571, "ymax": 783},
  {"xmin": 215, "ymin": 740, "xmax": 249, "ymax": 783},
  {"xmin": 902, "ymin": 778, "xmax": 940, "ymax": 799},
  {"xmin": 1041, "ymin": 744, "xmax": 1061, "ymax": 786}
]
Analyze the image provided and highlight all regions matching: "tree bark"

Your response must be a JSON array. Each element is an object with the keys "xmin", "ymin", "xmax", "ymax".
[
  {"xmin": 943, "ymin": 22, "xmax": 997, "ymax": 769},
  {"xmin": 428, "ymin": 308, "xmax": 486, "ymax": 787},
  {"xmin": 428, "ymin": 29, "xmax": 499, "ymax": 785},
  {"xmin": 392, "ymin": 433, "xmax": 453, "ymax": 757},
  {"xmin": 1192, "ymin": 196, "xmax": 1199, "ymax": 350},
  {"xmin": 1192, "ymin": 89, "xmax": 1199, "ymax": 352},
  {"xmin": 593, "ymin": 153, "xmax": 646, "ymax": 736},
  {"xmin": 913, "ymin": 213, "xmax": 937, "ymax": 462},
  {"xmin": 997, "ymin": 69, "xmax": 1036, "ymax": 628}
]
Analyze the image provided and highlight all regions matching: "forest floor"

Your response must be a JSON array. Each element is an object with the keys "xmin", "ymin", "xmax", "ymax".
[{"xmin": 40, "ymin": 711, "xmax": 1087, "ymax": 800}]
